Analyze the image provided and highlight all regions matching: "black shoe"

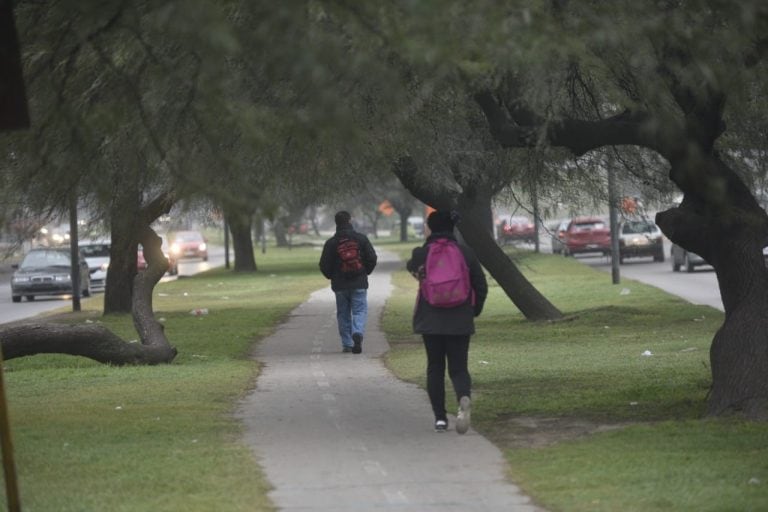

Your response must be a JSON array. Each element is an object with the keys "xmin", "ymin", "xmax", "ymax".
[
  {"xmin": 352, "ymin": 333, "xmax": 363, "ymax": 354},
  {"xmin": 342, "ymin": 346, "xmax": 353, "ymax": 353},
  {"xmin": 434, "ymin": 419, "xmax": 448, "ymax": 433}
]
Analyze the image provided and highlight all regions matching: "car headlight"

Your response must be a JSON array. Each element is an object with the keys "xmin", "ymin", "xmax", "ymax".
[
  {"xmin": 12, "ymin": 276, "xmax": 29, "ymax": 283},
  {"xmin": 170, "ymin": 243, "xmax": 181, "ymax": 255},
  {"xmin": 100, "ymin": 262, "xmax": 109, "ymax": 271},
  {"xmin": 198, "ymin": 243, "xmax": 207, "ymax": 251},
  {"xmin": 53, "ymin": 274, "xmax": 70, "ymax": 281}
]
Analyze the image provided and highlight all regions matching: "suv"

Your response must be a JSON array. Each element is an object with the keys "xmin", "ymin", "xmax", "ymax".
[
  {"xmin": 563, "ymin": 216, "xmax": 611, "ymax": 256},
  {"xmin": 618, "ymin": 220, "xmax": 664, "ymax": 263}
]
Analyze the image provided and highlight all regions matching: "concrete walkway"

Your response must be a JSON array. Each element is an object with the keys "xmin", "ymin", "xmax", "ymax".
[{"xmin": 236, "ymin": 251, "xmax": 542, "ymax": 512}]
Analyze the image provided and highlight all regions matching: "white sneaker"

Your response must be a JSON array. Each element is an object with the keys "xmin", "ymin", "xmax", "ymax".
[
  {"xmin": 434, "ymin": 419, "xmax": 448, "ymax": 433},
  {"xmin": 456, "ymin": 396, "xmax": 471, "ymax": 434}
]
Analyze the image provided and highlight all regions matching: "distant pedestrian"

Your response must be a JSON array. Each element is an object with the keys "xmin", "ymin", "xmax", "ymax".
[
  {"xmin": 319, "ymin": 211, "xmax": 378, "ymax": 354},
  {"xmin": 407, "ymin": 210, "xmax": 488, "ymax": 433}
]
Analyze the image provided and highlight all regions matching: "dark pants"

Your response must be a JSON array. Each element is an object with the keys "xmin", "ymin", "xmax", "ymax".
[{"xmin": 422, "ymin": 334, "xmax": 471, "ymax": 421}]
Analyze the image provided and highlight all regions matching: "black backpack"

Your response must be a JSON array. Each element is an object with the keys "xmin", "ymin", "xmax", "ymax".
[{"xmin": 336, "ymin": 236, "xmax": 364, "ymax": 276}]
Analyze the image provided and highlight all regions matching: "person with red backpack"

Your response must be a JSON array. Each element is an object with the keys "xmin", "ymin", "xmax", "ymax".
[
  {"xmin": 319, "ymin": 211, "xmax": 378, "ymax": 354},
  {"xmin": 407, "ymin": 210, "xmax": 488, "ymax": 433}
]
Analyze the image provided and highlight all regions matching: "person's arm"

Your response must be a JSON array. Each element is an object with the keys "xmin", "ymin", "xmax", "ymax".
[
  {"xmin": 466, "ymin": 250, "xmax": 488, "ymax": 316},
  {"xmin": 406, "ymin": 245, "xmax": 427, "ymax": 279},
  {"xmin": 318, "ymin": 239, "xmax": 334, "ymax": 279},
  {"xmin": 362, "ymin": 236, "xmax": 377, "ymax": 274}
]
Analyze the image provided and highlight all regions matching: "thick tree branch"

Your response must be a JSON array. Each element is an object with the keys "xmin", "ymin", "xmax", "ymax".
[
  {"xmin": 0, "ymin": 324, "xmax": 152, "ymax": 365},
  {"xmin": 391, "ymin": 155, "xmax": 455, "ymax": 209},
  {"xmin": 474, "ymin": 90, "xmax": 673, "ymax": 158},
  {"xmin": 138, "ymin": 189, "xmax": 176, "ymax": 228}
]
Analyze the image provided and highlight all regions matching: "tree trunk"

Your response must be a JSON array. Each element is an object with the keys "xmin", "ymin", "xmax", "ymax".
[
  {"xmin": 104, "ymin": 182, "xmax": 140, "ymax": 314},
  {"xmin": 1, "ymin": 226, "xmax": 177, "ymax": 365},
  {"xmin": 656, "ymin": 155, "xmax": 768, "ymax": 419},
  {"xmin": 395, "ymin": 207, "xmax": 412, "ymax": 242},
  {"xmin": 458, "ymin": 195, "xmax": 563, "ymax": 321},
  {"xmin": 225, "ymin": 208, "xmax": 257, "ymax": 272},
  {"xmin": 274, "ymin": 221, "xmax": 288, "ymax": 247}
]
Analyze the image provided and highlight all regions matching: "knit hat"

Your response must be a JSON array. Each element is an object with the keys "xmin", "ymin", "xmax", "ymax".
[{"xmin": 427, "ymin": 210, "xmax": 456, "ymax": 233}]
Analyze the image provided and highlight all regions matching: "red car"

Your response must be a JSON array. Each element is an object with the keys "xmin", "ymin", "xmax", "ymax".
[
  {"xmin": 169, "ymin": 230, "xmax": 208, "ymax": 261},
  {"xmin": 563, "ymin": 216, "xmax": 611, "ymax": 256},
  {"xmin": 498, "ymin": 216, "xmax": 536, "ymax": 244}
]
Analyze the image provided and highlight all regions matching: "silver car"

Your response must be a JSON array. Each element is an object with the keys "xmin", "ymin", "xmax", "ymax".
[
  {"xmin": 11, "ymin": 248, "xmax": 91, "ymax": 302},
  {"xmin": 79, "ymin": 239, "xmax": 110, "ymax": 292}
]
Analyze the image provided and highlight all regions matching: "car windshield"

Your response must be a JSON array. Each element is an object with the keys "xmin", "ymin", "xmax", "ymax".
[
  {"xmin": 573, "ymin": 221, "xmax": 605, "ymax": 230},
  {"xmin": 80, "ymin": 244, "xmax": 110, "ymax": 257},
  {"xmin": 20, "ymin": 250, "xmax": 71, "ymax": 269},
  {"xmin": 622, "ymin": 221, "xmax": 655, "ymax": 234},
  {"xmin": 175, "ymin": 232, "xmax": 202, "ymax": 242}
]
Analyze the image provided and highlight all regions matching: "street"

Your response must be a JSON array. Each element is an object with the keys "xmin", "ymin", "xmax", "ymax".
[
  {"xmin": 532, "ymin": 231, "xmax": 723, "ymax": 311},
  {"xmin": 0, "ymin": 246, "xmax": 226, "ymax": 325}
]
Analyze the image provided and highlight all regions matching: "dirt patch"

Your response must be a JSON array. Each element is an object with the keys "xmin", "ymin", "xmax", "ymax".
[{"xmin": 486, "ymin": 415, "xmax": 640, "ymax": 449}]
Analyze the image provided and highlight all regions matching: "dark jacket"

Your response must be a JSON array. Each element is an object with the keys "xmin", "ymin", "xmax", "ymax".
[
  {"xmin": 319, "ymin": 226, "xmax": 377, "ymax": 291},
  {"xmin": 406, "ymin": 232, "xmax": 488, "ymax": 335}
]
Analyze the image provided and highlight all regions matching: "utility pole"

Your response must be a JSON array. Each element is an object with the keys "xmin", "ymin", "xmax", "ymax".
[
  {"xmin": 223, "ymin": 218, "xmax": 230, "ymax": 270},
  {"xmin": 69, "ymin": 192, "xmax": 81, "ymax": 311},
  {"xmin": 607, "ymin": 157, "xmax": 621, "ymax": 284}
]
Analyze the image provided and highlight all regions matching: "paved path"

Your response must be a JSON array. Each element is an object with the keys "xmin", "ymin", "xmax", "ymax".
[{"xmin": 236, "ymin": 251, "xmax": 542, "ymax": 512}]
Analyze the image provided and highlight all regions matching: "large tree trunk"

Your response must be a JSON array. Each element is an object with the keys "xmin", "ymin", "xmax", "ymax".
[
  {"xmin": 1, "ymin": 226, "xmax": 177, "ymax": 364},
  {"xmin": 0, "ymin": 0, "xmax": 29, "ymax": 130},
  {"xmin": 656, "ymin": 154, "xmax": 768, "ymax": 419},
  {"xmin": 392, "ymin": 155, "xmax": 563, "ymax": 321},
  {"xmin": 103, "ymin": 178, "xmax": 141, "ymax": 314},
  {"xmin": 225, "ymin": 208, "xmax": 257, "ymax": 272}
]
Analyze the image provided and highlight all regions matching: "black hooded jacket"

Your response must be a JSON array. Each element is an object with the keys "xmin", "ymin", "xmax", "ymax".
[
  {"xmin": 319, "ymin": 225, "xmax": 377, "ymax": 291},
  {"xmin": 406, "ymin": 232, "xmax": 488, "ymax": 335}
]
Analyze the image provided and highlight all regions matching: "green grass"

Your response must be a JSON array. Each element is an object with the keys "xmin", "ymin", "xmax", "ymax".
[
  {"xmin": 2, "ymin": 246, "xmax": 327, "ymax": 512},
  {"xmin": 382, "ymin": 249, "xmax": 768, "ymax": 512}
]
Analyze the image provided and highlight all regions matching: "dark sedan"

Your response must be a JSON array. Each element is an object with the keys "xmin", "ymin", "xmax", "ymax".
[{"xmin": 11, "ymin": 248, "xmax": 90, "ymax": 302}]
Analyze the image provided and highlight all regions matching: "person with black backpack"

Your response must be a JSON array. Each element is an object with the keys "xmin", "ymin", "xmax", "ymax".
[
  {"xmin": 407, "ymin": 210, "xmax": 488, "ymax": 433},
  {"xmin": 319, "ymin": 211, "xmax": 378, "ymax": 354}
]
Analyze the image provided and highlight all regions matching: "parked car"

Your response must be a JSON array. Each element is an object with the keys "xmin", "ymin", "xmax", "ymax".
[
  {"xmin": 11, "ymin": 247, "xmax": 90, "ymax": 302},
  {"xmin": 671, "ymin": 244, "xmax": 708, "ymax": 272},
  {"xmin": 550, "ymin": 219, "xmax": 570, "ymax": 254},
  {"xmin": 79, "ymin": 239, "xmax": 110, "ymax": 292},
  {"xmin": 498, "ymin": 216, "xmax": 536, "ymax": 244},
  {"xmin": 618, "ymin": 220, "xmax": 665, "ymax": 263},
  {"xmin": 169, "ymin": 230, "xmax": 208, "ymax": 261},
  {"xmin": 563, "ymin": 216, "xmax": 611, "ymax": 256}
]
